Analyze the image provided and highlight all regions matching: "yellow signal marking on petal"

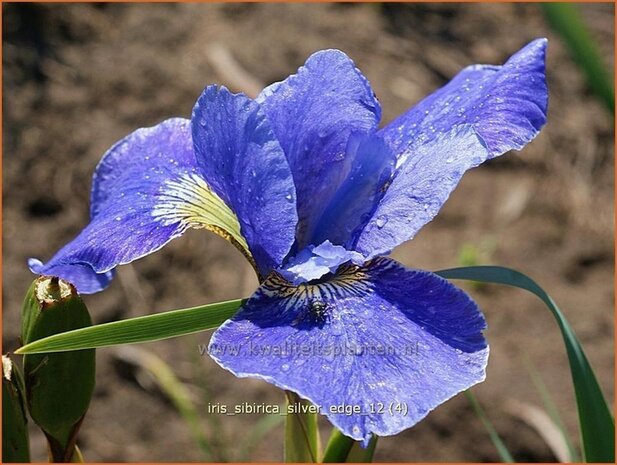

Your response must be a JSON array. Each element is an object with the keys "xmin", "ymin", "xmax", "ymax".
[{"xmin": 152, "ymin": 173, "xmax": 256, "ymax": 268}]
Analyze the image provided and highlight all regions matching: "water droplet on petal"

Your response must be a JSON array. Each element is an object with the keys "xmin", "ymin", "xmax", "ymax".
[{"xmin": 375, "ymin": 215, "xmax": 388, "ymax": 228}]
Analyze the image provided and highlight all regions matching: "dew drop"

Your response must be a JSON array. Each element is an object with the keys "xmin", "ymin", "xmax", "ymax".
[
  {"xmin": 281, "ymin": 363, "xmax": 290, "ymax": 372},
  {"xmin": 375, "ymin": 215, "xmax": 388, "ymax": 228}
]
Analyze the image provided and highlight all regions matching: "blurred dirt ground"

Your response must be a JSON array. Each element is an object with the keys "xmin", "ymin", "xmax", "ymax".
[{"xmin": 3, "ymin": 3, "xmax": 614, "ymax": 462}]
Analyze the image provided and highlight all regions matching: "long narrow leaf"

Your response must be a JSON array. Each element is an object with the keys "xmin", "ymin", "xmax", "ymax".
[
  {"xmin": 15, "ymin": 299, "xmax": 244, "ymax": 355},
  {"xmin": 284, "ymin": 391, "xmax": 320, "ymax": 462},
  {"xmin": 322, "ymin": 429, "xmax": 355, "ymax": 463},
  {"xmin": 541, "ymin": 3, "xmax": 614, "ymax": 114},
  {"xmin": 465, "ymin": 391, "xmax": 515, "ymax": 463},
  {"xmin": 113, "ymin": 346, "xmax": 214, "ymax": 460},
  {"xmin": 344, "ymin": 435, "xmax": 378, "ymax": 463},
  {"xmin": 524, "ymin": 356, "xmax": 579, "ymax": 461},
  {"xmin": 436, "ymin": 266, "xmax": 614, "ymax": 462}
]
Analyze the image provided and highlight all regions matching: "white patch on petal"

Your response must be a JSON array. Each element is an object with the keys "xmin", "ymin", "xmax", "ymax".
[{"xmin": 152, "ymin": 173, "xmax": 250, "ymax": 254}]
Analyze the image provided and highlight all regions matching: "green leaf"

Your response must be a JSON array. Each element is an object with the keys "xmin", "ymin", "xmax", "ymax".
[
  {"xmin": 2, "ymin": 355, "xmax": 30, "ymax": 463},
  {"xmin": 344, "ymin": 435, "xmax": 378, "ymax": 462},
  {"xmin": 436, "ymin": 266, "xmax": 614, "ymax": 463},
  {"xmin": 284, "ymin": 391, "xmax": 320, "ymax": 462},
  {"xmin": 322, "ymin": 429, "xmax": 356, "ymax": 463},
  {"xmin": 465, "ymin": 390, "xmax": 514, "ymax": 462},
  {"xmin": 16, "ymin": 298, "xmax": 245, "ymax": 355},
  {"xmin": 322, "ymin": 429, "xmax": 378, "ymax": 462},
  {"xmin": 541, "ymin": 3, "xmax": 614, "ymax": 114}
]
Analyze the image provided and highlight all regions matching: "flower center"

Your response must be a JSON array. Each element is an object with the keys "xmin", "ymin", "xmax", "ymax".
[{"xmin": 278, "ymin": 240, "xmax": 366, "ymax": 285}]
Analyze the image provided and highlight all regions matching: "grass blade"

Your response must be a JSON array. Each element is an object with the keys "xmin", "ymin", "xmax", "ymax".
[
  {"xmin": 524, "ymin": 355, "xmax": 579, "ymax": 461},
  {"xmin": 113, "ymin": 346, "xmax": 214, "ymax": 460},
  {"xmin": 322, "ymin": 429, "xmax": 355, "ymax": 463},
  {"xmin": 344, "ymin": 435, "xmax": 378, "ymax": 462},
  {"xmin": 541, "ymin": 3, "xmax": 614, "ymax": 113},
  {"xmin": 437, "ymin": 266, "xmax": 614, "ymax": 462},
  {"xmin": 465, "ymin": 391, "xmax": 515, "ymax": 462},
  {"xmin": 15, "ymin": 299, "xmax": 244, "ymax": 354},
  {"xmin": 284, "ymin": 391, "xmax": 320, "ymax": 462}
]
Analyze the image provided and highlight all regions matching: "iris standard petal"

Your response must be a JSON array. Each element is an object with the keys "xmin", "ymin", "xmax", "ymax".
[
  {"xmin": 209, "ymin": 257, "xmax": 488, "ymax": 444},
  {"xmin": 308, "ymin": 132, "xmax": 396, "ymax": 249},
  {"xmin": 256, "ymin": 50, "xmax": 381, "ymax": 249},
  {"xmin": 29, "ymin": 118, "xmax": 244, "ymax": 293},
  {"xmin": 379, "ymin": 39, "xmax": 548, "ymax": 162},
  {"xmin": 354, "ymin": 125, "xmax": 489, "ymax": 259},
  {"xmin": 192, "ymin": 86, "xmax": 298, "ymax": 275}
]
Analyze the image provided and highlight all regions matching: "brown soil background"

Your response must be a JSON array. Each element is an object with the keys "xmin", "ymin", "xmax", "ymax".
[{"xmin": 3, "ymin": 3, "xmax": 614, "ymax": 462}]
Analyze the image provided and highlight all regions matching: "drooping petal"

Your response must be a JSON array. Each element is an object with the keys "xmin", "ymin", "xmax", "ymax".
[
  {"xmin": 27, "ymin": 261, "xmax": 115, "ymax": 295},
  {"xmin": 209, "ymin": 257, "xmax": 488, "ymax": 444},
  {"xmin": 192, "ymin": 86, "xmax": 298, "ymax": 275},
  {"xmin": 380, "ymin": 39, "xmax": 548, "ymax": 162},
  {"xmin": 256, "ymin": 50, "xmax": 381, "ymax": 249},
  {"xmin": 354, "ymin": 125, "xmax": 489, "ymax": 259},
  {"xmin": 29, "ymin": 118, "xmax": 246, "ymax": 293}
]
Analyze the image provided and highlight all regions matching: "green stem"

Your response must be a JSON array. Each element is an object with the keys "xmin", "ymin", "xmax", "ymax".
[{"xmin": 284, "ymin": 391, "xmax": 320, "ymax": 462}]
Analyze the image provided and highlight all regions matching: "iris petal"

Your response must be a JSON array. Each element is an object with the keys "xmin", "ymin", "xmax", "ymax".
[
  {"xmin": 308, "ymin": 132, "xmax": 396, "ymax": 249},
  {"xmin": 380, "ymin": 39, "xmax": 548, "ymax": 162},
  {"xmin": 354, "ymin": 125, "xmax": 489, "ymax": 259},
  {"xmin": 192, "ymin": 86, "xmax": 298, "ymax": 275},
  {"xmin": 29, "ymin": 118, "xmax": 243, "ymax": 293},
  {"xmin": 209, "ymin": 257, "xmax": 488, "ymax": 444},
  {"xmin": 354, "ymin": 40, "xmax": 548, "ymax": 258},
  {"xmin": 256, "ymin": 50, "xmax": 381, "ymax": 249}
]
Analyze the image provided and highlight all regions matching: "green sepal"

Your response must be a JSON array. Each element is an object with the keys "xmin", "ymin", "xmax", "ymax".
[
  {"xmin": 2, "ymin": 355, "xmax": 30, "ymax": 462},
  {"xmin": 21, "ymin": 276, "xmax": 95, "ymax": 462}
]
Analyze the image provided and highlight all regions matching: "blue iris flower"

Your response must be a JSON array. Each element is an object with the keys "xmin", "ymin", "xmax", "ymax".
[{"xmin": 29, "ymin": 40, "xmax": 548, "ymax": 444}]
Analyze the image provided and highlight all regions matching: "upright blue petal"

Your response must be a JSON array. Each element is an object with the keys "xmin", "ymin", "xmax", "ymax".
[
  {"xmin": 354, "ymin": 125, "xmax": 489, "ymax": 259},
  {"xmin": 308, "ymin": 132, "xmax": 396, "ymax": 249},
  {"xmin": 380, "ymin": 39, "xmax": 548, "ymax": 161},
  {"xmin": 354, "ymin": 40, "xmax": 548, "ymax": 258},
  {"xmin": 192, "ymin": 86, "xmax": 298, "ymax": 275},
  {"xmin": 29, "ymin": 118, "xmax": 225, "ymax": 293},
  {"xmin": 209, "ymin": 257, "xmax": 488, "ymax": 444},
  {"xmin": 256, "ymin": 50, "xmax": 381, "ymax": 249}
]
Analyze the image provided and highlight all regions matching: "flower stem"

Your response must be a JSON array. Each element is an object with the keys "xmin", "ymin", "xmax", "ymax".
[{"xmin": 284, "ymin": 391, "xmax": 320, "ymax": 462}]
